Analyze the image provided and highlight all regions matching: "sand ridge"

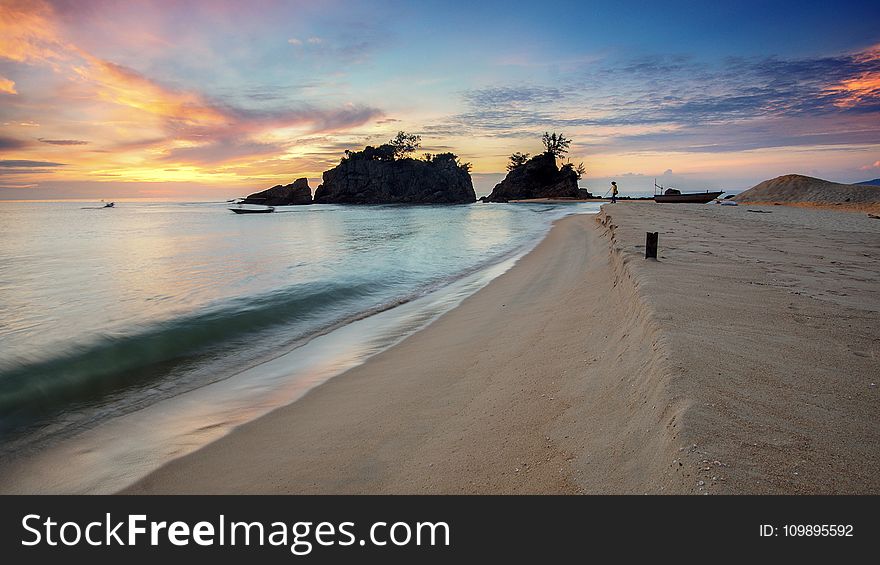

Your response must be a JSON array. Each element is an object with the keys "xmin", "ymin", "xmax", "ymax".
[{"xmin": 598, "ymin": 203, "xmax": 880, "ymax": 493}]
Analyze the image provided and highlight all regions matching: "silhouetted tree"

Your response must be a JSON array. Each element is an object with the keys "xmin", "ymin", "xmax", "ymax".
[
  {"xmin": 389, "ymin": 131, "xmax": 421, "ymax": 159},
  {"xmin": 344, "ymin": 144, "xmax": 396, "ymax": 161},
  {"xmin": 433, "ymin": 152, "xmax": 471, "ymax": 173},
  {"xmin": 507, "ymin": 152, "xmax": 531, "ymax": 171},
  {"xmin": 561, "ymin": 161, "xmax": 587, "ymax": 180},
  {"xmin": 342, "ymin": 139, "xmax": 471, "ymax": 173},
  {"xmin": 433, "ymin": 152, "xmax": 457, "ymax": 163},
  {"xmin": 541, "ymin": 132, "xmax": 571, "ymax": 158}
]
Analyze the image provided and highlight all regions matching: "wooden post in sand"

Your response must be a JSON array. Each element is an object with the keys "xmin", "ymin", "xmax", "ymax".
[{"xmin": 646, "ymin": 232, "xmax": 658, "ymax": 259}]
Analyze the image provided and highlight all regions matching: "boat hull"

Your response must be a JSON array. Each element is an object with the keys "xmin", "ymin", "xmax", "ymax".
[
  {"xmin": 229, "ymin": 207, "xmax": 275, "ymax": 214},
  {"xmin": 653, "ymin": 191, "xmax": 723, "ymax": 204}
]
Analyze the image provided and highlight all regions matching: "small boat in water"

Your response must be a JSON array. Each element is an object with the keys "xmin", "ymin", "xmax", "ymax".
[
  {"xmin": 81, "ymin": 200, "xmax": 116, "ymax": 210},
  {"xmin": 228, "ymin": 198, "xmax": 275, "ymax": 214},
  {"xmin": 653, "ymin": 181, "xmax": 723, "ymax": 203},
  {"xmin": 230, "ymin": 206, "xmax": 275, "ymax": 214}
]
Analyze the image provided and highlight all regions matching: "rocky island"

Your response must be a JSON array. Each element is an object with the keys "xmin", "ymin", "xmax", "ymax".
[
  {"xmin": 314, "ymin": 132, "xmax": 476, "ymax": 204},
  {"xmin": 484, "ymin": 133, "xmax": 587, "ymax": 202},
  {"xmin": 240, "ymin": 133, "xmax": 475, "ymax": 206},
  {"xmin": 242, "ymin": 177, "xmax": 312, "ymax": 205}
]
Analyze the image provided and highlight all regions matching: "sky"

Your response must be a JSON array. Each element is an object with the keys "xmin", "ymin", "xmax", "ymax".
[{"xmin": 1, "ymin": 0, "xmax": 879, "ymax": 199}]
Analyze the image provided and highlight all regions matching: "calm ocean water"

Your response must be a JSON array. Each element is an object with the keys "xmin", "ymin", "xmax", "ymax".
[{"xmin": 0, "ymin": 200, "xmax": 598, "ymax": 466}]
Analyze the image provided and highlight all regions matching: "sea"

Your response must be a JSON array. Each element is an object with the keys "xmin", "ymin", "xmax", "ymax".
[{"xmin": 0, "ymin": 199, "xmax": 598, "ymax": 492}]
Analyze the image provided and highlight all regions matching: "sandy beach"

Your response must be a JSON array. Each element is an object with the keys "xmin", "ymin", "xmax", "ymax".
[{"xmin": 126, "ymin": 203, "xmax": 880, "ymax": 494}]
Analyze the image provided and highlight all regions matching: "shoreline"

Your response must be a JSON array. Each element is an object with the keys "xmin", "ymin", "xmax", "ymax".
[
  {"xmin": 2, "ymin": 205, "xmax": 600, "ymax": 494},
  {"xmin": 127, "ymin": 203, "xmax": 880, "ymax": 494},
  {"xmin": 126, "ymin": 211, "xmax": 689, "ymax": 494},
  {"xmin": 0, "ymin": 235, "xmax": 544, "ymax": 494}
]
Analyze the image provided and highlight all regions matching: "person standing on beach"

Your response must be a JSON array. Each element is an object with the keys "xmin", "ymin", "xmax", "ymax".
[{"xmin": 610, "ymin": 181, "xmax": 619, "ymax": 203}]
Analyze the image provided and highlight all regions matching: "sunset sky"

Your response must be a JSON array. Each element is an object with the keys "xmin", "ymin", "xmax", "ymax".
[{"xmin": 1, "ymin": 0, "xmax": 879, "ymax": 199}]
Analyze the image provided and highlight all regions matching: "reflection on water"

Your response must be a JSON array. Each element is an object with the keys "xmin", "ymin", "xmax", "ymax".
[
  {"xmin": 0, "ymin": 250, "xmax": 522, "ymax": 493},
  {"xmin": 0, "ymin": 200, "xmax": 599, "ymax": 492}
]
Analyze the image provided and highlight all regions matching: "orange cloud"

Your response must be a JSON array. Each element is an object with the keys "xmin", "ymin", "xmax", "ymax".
[
  {"xmin": 71, "ymin": 55, "xmax": 381, "ymax": 164},
  {"xmin": 825, "ymin": 44, "xmax": 880, "ymax": 108},
  {"xmin": 828, "ymin": 74, "xmax": 880, "ymax": 108},
  {"xmin": 75, "ymin": 56, "xmax": 229, "ymax": 131},
  {"xmin": 0, "ymin": 75, "xmax": 16, "ymax": 94},
  {"xmin": 0, "ymin": 0, "xmax": 72, "ymax": 65},
  {"xmin": 0, "ymin": 0, "xmax": 382, "ymax": 181}
]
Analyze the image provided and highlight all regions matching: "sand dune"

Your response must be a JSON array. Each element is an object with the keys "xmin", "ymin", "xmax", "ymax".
[{"xmin": 736, "ymin": 174, "xmax": 880, "ymax": 212}]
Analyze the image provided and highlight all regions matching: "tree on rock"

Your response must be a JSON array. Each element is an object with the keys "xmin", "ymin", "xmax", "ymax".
[
  {"xmin": 484, "ymin": 134, "xmax": 582, "ymax": 202},
  {"xmin": 389, "ymin": 131, "xmax": 421, "ymax": 159},
  {"xmin": 507, "ymin": 152, "xmax": 531, "ymax": 171},
  {"xmin": 541, "ymin": 132, "xmax": 571, "ymax": 159},
  {"xmin": 561, "ymin": 161, "xmax": 586, "ymax": 180},
  {"xmin": 435, "ymin": 152, "xmax": 472, "ymax": 173},
  {"xmin": 315, "ymin": 139, "xmax": 476, "ymax": 204}
]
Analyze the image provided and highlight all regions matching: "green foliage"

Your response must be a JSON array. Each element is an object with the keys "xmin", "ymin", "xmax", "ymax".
[
  {"xmin": 541, "ymin": 132, "xmax": 571, "ymax": 158},
  {"xmin": 507, "ymin": 152, "xmax": 531, "ymax": 171},
  {"xmin": 389, "ymin": 131, "xmax": 421, "ymax": 159}
]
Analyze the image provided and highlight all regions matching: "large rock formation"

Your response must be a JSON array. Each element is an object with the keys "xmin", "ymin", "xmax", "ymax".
[
  {"xmin": 243, "ymin": 177, "xmax": 312, "ymax": 205},
  {"xmin": 735, "ymin": 174, "xmax": 880, "ymax": 206},
  {"xmin": 314, "ymin": 156, "xmax": 475, "ymax": 204},
  {"xmin": 483, "ymin": 152, "xmax": 579, "ymax": 202}
]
